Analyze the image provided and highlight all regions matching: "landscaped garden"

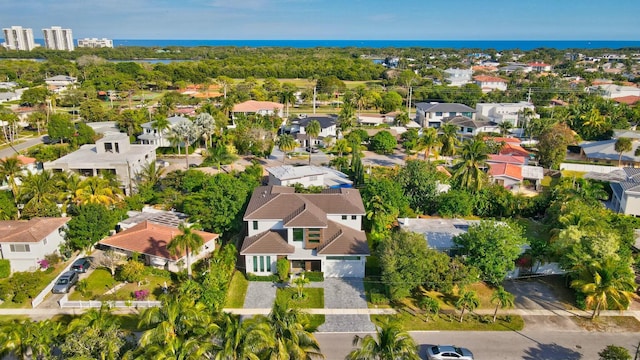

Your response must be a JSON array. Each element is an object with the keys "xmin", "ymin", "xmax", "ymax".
[
  {"xmin": 69, "ymin": 267, "xmax": 176, "ymax": 301},
  {"xmin": 224, "ymin": 271, "xmax": 249, "ymax": 308}
]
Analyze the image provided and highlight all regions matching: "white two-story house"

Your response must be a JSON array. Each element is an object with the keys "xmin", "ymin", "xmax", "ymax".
[
  {"xmin": 415, "ymin": 102, "xmax": 476, "ymax": 128},
  {"xmin": 138, "ymin": 116, "xmax": 186, "ymax": 147},
  {"xmin": 240, "ymin": 185, "xmax": 369, "ymax": 278},
  {"xmin": 288, "ymin": 115, "xmax": 338, "ymax": 147}
]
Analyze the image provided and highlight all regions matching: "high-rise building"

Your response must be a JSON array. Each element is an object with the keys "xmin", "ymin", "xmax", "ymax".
[
  {"xmin": 42, "ymin": 26, "xmax": 74, "ymax": 51},
  {"xmin": 77, "ymin": 38, "xmax": 113, "ymax": 48},
  {"xmin": 2, "ymin": 26, "xmax": 38, "ymax": 51}
]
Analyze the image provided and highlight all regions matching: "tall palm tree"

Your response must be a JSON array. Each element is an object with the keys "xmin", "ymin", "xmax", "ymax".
[
  {"xmin": 19, "ymin": 170, "xmax": 59, "ymax": 218},
  {"xmin": 571, "ymin": 257, "xmax": 636, "ymax": 319},
  {"xmin": 136, "ymin": 161, "xmax": 166, "ymax": 189},
  {"xmin": 438, "ymin": 123, "xmax": 459, "ymax": 157},
  {"xmin": 418, "ymin": 127, "xmax": 440, "ymax": 161},
  {"xmin": 193, "ymin": 112, "xmax": 216, "ymax": 149},
  {"xmin": 55, "ymin": 171, "xmax": 82, "ymax": 213},
  {"xmin": 331, "ymin": 138, "xmax": 351, "ymax": 157},
  {"xmin": 452, "ymin": 139, "xmax": 489, "ymax": 192},
  {"xmin": 0, "ymin": 156, "xmax": 21, "ymax": 203},
  {"xmin": 498, "ymin": 121, "xmax": 513, "ymax": 136},
  {"xmin": 167, "ymin": 222, "xmax": 205, "ymax": 278},
  {"xmin": 138, "ymin": 294, "xmax": 216, "ymax": 359},
  {"xmin": 456, "ymin": 289, "xmax": 480, "ymax": 322},
  {"xmin": 265, "ymin": 298, "xmax": 324, "ymax": 360},
  {"xmin": 306, "ymin": 119, "xmax": 321, "ymax": 165},
  {"xmin": 170, "ymin": 119, "xmax": 198, "ymax": 168},
  {"xmin": 213, "ymin": 312, "xmax": 273, "ymax": 360},
  {"xmin": 280, "ymin": 89, "xmax": 296, "ymax": 118},
  {"xmin": 614, "ymin": 137, "xmax": 633, "ymax": 167},
  {"xmin": 152, "ymin": 115, "xmax": 171, "ymax": 147},
  {"xmin": 75, "ymin": 176, "xmax": 123, "ymax": 206},
  {"xmin": 347, "ymin": 318, "xmax": 420, "ymax": 360},
  {"xmin": 277, "ymin": 134, "xmax": 298, "ymax": 163},
  {"xmin": 337, "ymin": 103, "xmax": 356, "ymax": 135},
  {"xmin": 490, "ymin": 286, "xmax": 515, "ymax": 322}
]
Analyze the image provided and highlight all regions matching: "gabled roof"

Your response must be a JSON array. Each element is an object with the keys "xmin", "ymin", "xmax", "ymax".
[
  {"xmin": 317, "ymin": 221, "xmax": 369, "ymax": 255},
  {"xmin": 581, "ymin": 139, "xmax": 639, "ymax": 162},
  {"xmin": 415, "ymin": 102, "xmax": 475, "ymax": 113},
  {"xmin": 445, "ymin": 116, "xmax": 495, "ymax": 129},
  {"xmin": 487, "ymin": 154, "xmax": 526, "ymax": 165},
  {"xmin": 488, "ymin": 163, "xmax": 523, "ymax": 180},
  {"xmin": 99, "ymin": 221, "xmax": 218, "ymax": 260},
  {"xmin": 233, "ymin": 100, "xmax": 284, "ymax": 112},
  {"xmin": 240, "ymin": 230, "xmax": 294, "ymax": 255},
  {"xmin": 0, "ymin": 217, "xmax": 71, "ymax": 243},
  {"xmin": 244, "ymin": 185, "xmax": 365, "ymax": 221},
  {"xmin": 473, "ymin": 75, "xmax": 507, "ymax": 83},
  {"xmin": 613, "ymin": 96, "xmax": 640, "ymax": 105},
  {"xmin": 296, "ymin": 116, "xmax": 337, "ymax": 129},
  {"xmin": 1, "ymin": 155, "xmax": 37, "ymax": 165}
]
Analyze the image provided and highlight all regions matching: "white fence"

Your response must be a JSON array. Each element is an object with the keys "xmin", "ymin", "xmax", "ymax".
[
  {"xmin": 58, "ymin": 294, "xmax": 161, "ymax": 309},
  {"xmin": 559, "ymin": 163, "xmax": 621, "ymax": 174},
  {"xmin": 31, "ymin": 252, "xmax": 86, "ymax": 308}
]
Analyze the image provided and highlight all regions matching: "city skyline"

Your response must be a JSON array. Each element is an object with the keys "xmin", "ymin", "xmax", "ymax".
[{"xmin": 2, "ymin": 0, "xmax": 640, "ymax": 40}]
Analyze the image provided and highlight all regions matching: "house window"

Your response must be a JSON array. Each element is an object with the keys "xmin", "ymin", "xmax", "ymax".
[
  {"xmin": 351, "ymin": 215, "xmax": 357, "ymax": 220},
  {"xmin": 43, "ymin": 238, "xmax": 47, "ymax": 246},
  {"xmin": 341, "ymin": 215, "xmax": 347, "ymax": 220},
  {"xmin": 104, "ymin": 142, "xmax": 113, "ymax": 153},
  {"xmin": 252, "ymin": 221, "xmax": 258, "ymax": 230},
  {"xmin": 462, "ymin": 112, "xmax": 473, "ymax": 118},
  {"xmin": 115, "ymin": 143, "xmax": 120, "ymax": 153},
  {"xmin": 266, "ymin": 256, "xmax": 271, "ymax": 272},
  {"xmin": 326, "ymin": 256, "xmax": 360, "ymax": 260},
  {"xmin": 307, "ymin": 228, "xmax": 321, "ymax": 243},
  {"xmin": 435, "ymin": 112, "xmax": 443, "ymax": 116},
  {"xmin": 466, "ymin": 128, "xmax": 473, "ymax": 133},
  {"xmin": 449, "ymin": 112, "xmax": 456, "ymax": 117},
  {"xmin": 253, "ymin": 257, "xmax": 258, "ymax": 272},
  {"xmin": 10, "ymin": 244, "xmax": 30, "ymax": 252},
  {"xmin": 259, "ymin": 256, "xmax": 264, "ymax": 272},
  {"xmin": 293, "ymin": 229, "xmax": 304, "ymax": 242}
]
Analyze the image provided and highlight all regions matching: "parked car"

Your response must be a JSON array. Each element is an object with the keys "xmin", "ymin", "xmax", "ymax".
[
  {"xmin": 426, "ymin": 345, "xmax": 474, "ymax": 360},
  {"xmin": 306, "ymin": 147, "xmax": 319, "ymax": 153},
  {"xmin": 52, "ymin": 271, "xmax": 79, "ymax": 294},
  {"xmin": 71, "ymin": 258, "xmax": 91, "ymax": 273}
]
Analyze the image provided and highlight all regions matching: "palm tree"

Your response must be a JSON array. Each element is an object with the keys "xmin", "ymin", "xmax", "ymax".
[
  {"xmin": 347, "ymin": 318, "xmax": 420, "ymax": 360},
  {"xmin": 213, "ymin": 312, "xmax": 273, "ymax": 360},
  {"xmin": 75, "ymin": 176, "xmax": 122, "ymax": 206},
  {"xmin": 280, "ymin": 89, "xmax": 296, "ymax": 118},
  {"xmin": 0, "ymin": 156, "xmax": 21, "ymax": 203},
  {"xmin": 490, "ymin": 286, "xmax": 515, "ymax": 322},
  {"xmin": 264, "ymin": 298, "xmax": 324, "ymax": 360},
  {"xmin": 337, "ymin": 103, "xmax": 356, "ymax": 135},
  {"xmin": 138, "ymin": 293, "xmax": 216, "ymax": 359},
  {"xmin": 331, "ymin": 138, "xmax": 351, "ymax": 157},
  {"xmin": 193, "ymin": 112, "xmax": 216, "ymax": 149},
  {"xmin": 614, "ymin": 137, "xmax": 633, "ymax": 167},
  {"xmin": 418, "ymin": 127, "xmax": 440, "ymax": 161},
  {"xmin": 55, "ymin": 171, "xmax": 82, "ymax": 213},
  {"xmin": 167, "ymin": 222, "xmax": 205, "ymax": 278},
  {"xmin": 170, "ymin": 119, "xmax": 198, "ymax": 168},
  {"xmin": 456, "ymin": 289, "xmax": 480, "ymax": 322},
  {"xmin": 277, "ymin": 134, "xmax": 298, "ymax": 163},
  {"xmin": 452, "ymin": 139, "xmax": 489, "ymax": 192},
  {"xmin": 152, "ymin": 115, "xmax": 171, "ymax": 147},
  {"xmin": 498, "ymin": 121, "xmax": 513, "ymax": 136},
  {"xmin": 293, "ymin": 273, "xmax": 311, "ymax": 299},
  {"xmin": 19, "ymin": 170, "xmax": 59, "ymax": 218},
  {"xmin": 69, "ymin": 303, "xmax": 117, "ymax": 332},
  {"xmin": 0, "ymin": 319, "xmax": 60, "ymax": 360},
  {"xmin": 136, "ymin": 161, "xmax": 166, "ymax": 189},
  {"xmin": 438, "ymin": 123, "xmax": 459, "ymax": 157},
  {"xmin": 571, "ymin": 257, "xmax": 636, "ymax": 319},
  {"xmin": 306, "ymin": 119, "xmax": 321, "ymax": 164}
]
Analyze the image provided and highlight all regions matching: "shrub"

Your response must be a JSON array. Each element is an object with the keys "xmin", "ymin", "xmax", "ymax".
[
  {"xmin": 305, "ymin": 271, "xmax": 324, "ymax": 282},
  {"xmin": 117, "ymin": 261, "xmax": 146, "ymax": 283},
  {"xmin": 276, "ymin": 258, "xmax": 290, "ymax": 282},
  {"xmin": 369, "ymin": 291, "xmax": 389, "ymax": 305},
  {"xmin": 0, "ymin": 260, "xmax": 10, "ymax": 279},
  {"xmin": 133, "ymin": 289, "xmax": 150, "ymax": 301},
  {"xmin": 246, "ymin": 274, "xmax": 279, "ymax": 282},
  {"xmin": 38, "ymin": 259, "xmax": 50, "ymax": 270},
  {"xmin": 44, "ymin": 253, "xmax": 62, "ymax": 266}
]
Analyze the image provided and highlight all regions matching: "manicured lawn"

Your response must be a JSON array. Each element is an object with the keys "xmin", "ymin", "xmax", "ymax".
[
  {"xmin": 225, "ymin": 271, "xmax": 249, "ymax": 308},
  {"xmin": 69, "ymin": 267, "xmax": 174, "ymax": 301},
  {"xmin": 371, "ymin": 312, "xmax": 524, "ymax": 331},
  {"xmin": 308, "ymin": 315, "xmax": 325, "ymax": 330},
  {"xmin": 514, "ymin": 218, "xmax": 551, "ymax": 245},
  {"xmin": 276, "ymin": 287, "xmax": 324, "ymax": 309}
]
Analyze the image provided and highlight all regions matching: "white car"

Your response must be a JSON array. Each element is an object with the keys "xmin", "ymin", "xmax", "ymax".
[{"xmin": 426, "ymin": 345, "xmax": 474, "ymax": 360}]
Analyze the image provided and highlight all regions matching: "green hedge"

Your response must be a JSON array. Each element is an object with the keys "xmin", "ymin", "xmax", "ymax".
[
  {"xmin": 246, "ymin": 274, "xmax": 279, "ymax": 282},
  {"xmin": 0, "ymin": 260, "xmax": 9, "ymax": 278},
  {"xmin": 305, "ymin": 271, "xmax": 324, "ymax": 282}
]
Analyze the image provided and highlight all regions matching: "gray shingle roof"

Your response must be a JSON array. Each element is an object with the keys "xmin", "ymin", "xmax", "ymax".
[
  {"xmin": 415, "ymin": 103, "xmax": 475, "ymax": 113},
  {"xmin": 580, "ymin": 139, "xmax": 640, "ymax": 162},
  {"xmin": 444, "ymin": 116, "xmax": 494, "ymax": 129}
]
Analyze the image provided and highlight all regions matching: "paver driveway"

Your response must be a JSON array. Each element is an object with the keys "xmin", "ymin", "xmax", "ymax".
[{"xmin": 315, "ymin": 278, "xmax": 375, "ymax": 332}]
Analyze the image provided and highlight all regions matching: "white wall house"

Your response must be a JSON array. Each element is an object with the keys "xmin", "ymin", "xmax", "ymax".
[
  {"xmin": 241, "ymin": 185, "xmax": 369, "ymax": 278},
  {"xmin": 588, "ymin": 84, "xmax": 640, "ymax": 99},
  {"xmin": 44, "ymin": 132, "xmax": 157, "ymax": 195},
  {"xmin": 475, "ymin": 102, "xmax": 537, "ymax": 127},
  {"xmin": 444, "ymin": 68, "xmax": 472, "ymax": 86},
  {"xmin": 415, "ymin": 102, "xmax": 476, "ymax": 128},
  {"xmin": 445, "ymin": 116, "xmax": 499, "ymax": 137},
  {"xmin": 138, "ymin": 116, "xmax": 186, "ymax": 147},
  {"xmin": 232, "ymin": 100, "xmax": 284, "ymax": 119},
  {"xmin": 266, "ymin": 165, "xmax": 352, "ymax": 188},
  {"xmin": 0, "ymin": 217, "xmax": 70, "ymax": 272},
  {"xmin": 288, "ymin": 115, "xmax": 337, "ymax": 147},
  {"xmin": 473, "ymin": 75, "xmax": 508, "ymax": 92}
]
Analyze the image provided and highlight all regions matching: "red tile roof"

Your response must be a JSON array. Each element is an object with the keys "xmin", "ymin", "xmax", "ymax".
[
  {"xmin": 474, "ymin": 75, "xmax": 507, "ymax": 83},
  {"xmin": 99, "ymin": 221, "xmax": 218, "ymax": 260},
  {"xmin": 484, "ymin": 137, "xmax": 521, "ymax": 144},
  {"xmin": 487, "ymin": 154, "xmax": 526, "ymax": 165},
  {"xmin": 1, "ymin": 155, "xmax": 36, "ymax": 165},
  {"xmin": 233, "ymin": 100, "xmax": 284, "ymax": 113},
  {"xmin": 613, "ymin": 96, "xmax": 640, "ymax": 106},
  {"xmin": 499, "ymin": 143, "xmax": 530, "ymax": 157},
  {"xmin": 488, "ymin": 163, "xmax": 523, "ymax": 180},
  {"xmin": 528, "ymin": 62, "xmax": 550, "ymax": 67}
]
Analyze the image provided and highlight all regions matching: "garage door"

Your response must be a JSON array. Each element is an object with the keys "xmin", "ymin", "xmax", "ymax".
[{"xmin": 324, "ymin": 257, "xmax": 365, "ymax": 278}]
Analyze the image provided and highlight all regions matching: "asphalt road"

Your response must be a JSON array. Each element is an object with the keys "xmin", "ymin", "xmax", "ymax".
[
  {"xmin": 317, "ymin": 330, "xmax": 640, "ymax": 359},
  {"xmin": 0, "ymin": 135, "xmax": 45, "ymax": 158}
]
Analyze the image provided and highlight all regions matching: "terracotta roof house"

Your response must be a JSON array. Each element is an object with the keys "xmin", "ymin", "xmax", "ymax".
[
  {"xmin": 488, "ymin": 163, "xmax": 523, "ymax": 188},
  {"xmin": 528, "ymin": 62, "xmax": 553, "ymax": 72},
  {"xmin": 613, "ymin": 95, "xmax": 640, "ymax": 106},
  {"xmin": 473, "ymin": 75, "xmax": 507, "ymax": 92},
  {"xmin": 0, "ymin": 217, "xmax": 70, "ymax": 272},
  {"xmin": 99, "ymin": 221, "xmax": 218, "ymax": 272},
  {"xmin": 499, "ymin": 143, "xmax": 531, "ymax": 157},
  {"xmin": 487, "ymin": 154, "xmax": 526, "ymax": 165},
  {"xmin": 241, "ymin": 185, "xmax": 369, "ymax": 278},
  {"xmin": 232, "ymin": 100, "xmax": 284, "ymax": 119},
  {"xmin": 484, "ymin": 136, "xmax": 522, "ymax": 145}
]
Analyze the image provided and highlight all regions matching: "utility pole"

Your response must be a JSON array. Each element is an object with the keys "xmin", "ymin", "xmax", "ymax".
[
  {"xmin": 527, "ymin": 88, "xmax": 532, "ymax": 103},
  {"xmin": 313, "ymin": 86, "xmax": 317, "ymax": 114},
  {"xmin": 407, "ymin": 86, "xmax": 413, "ymax": 115}
]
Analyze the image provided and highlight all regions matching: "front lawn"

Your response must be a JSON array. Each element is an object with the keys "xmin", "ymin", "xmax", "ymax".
[
  {"xmin": 224, "ymin": 271, "xmax": 249, "ymax": 308},
  {"xmin": 69, "ymin": 267, "xmax": 175, "ymax": 301},
  {"xmin": 372, "ymin": 312, "xmax": 524, "ymax": 331},
  {"xmin": 276, "ymin": 287, "xmax": 324, "ymax": 309}
]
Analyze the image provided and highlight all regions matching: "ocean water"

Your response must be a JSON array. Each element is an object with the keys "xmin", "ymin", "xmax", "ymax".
[{"xmin": 105, "ymin": 39, "xmax": 640, "ymax": 50}]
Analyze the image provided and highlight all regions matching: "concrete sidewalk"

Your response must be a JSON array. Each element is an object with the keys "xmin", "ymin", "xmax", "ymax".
[{"xmin": 224, "ymin": 308, "xmax": 397, "ymax": 315}]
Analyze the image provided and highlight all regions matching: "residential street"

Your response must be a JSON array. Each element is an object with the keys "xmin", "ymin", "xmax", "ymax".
[
  {"xmin": 0, "ymin": 135, "xmax": 45, "ymax": 158},
  {"xmin": 316, "ymin": 330, "xmax": 640, "ymax": 360}
]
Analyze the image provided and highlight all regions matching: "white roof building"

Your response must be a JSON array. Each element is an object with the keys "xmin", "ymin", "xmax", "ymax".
[{"xmin": 266, "ymin": 165, "xmax": 352, "ymax": 189}]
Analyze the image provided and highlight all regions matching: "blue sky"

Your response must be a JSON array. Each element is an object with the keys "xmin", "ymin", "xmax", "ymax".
[{"xmin": 2, "ymin": 0, "xmax": 639, "ymax": 40}]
